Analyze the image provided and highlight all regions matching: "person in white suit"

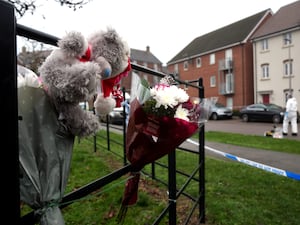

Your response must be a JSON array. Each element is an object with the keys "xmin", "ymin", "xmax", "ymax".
[{"xmin": 282, "ymin": 94, "xmax": 298, "ymax": 136}]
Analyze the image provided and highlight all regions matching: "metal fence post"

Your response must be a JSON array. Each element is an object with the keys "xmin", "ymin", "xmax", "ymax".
[
  {"xmin": 168, "ymin": 151, "xmax": 177, "ymax": 224},
  {"xmin": 198, "ymin": 77, "xmax": 205, "ymax": 223},
  {"xmin": 0, "ymin": 1, "xmax": 20, "ymax": 223},
  {"xmin": 122, "ymin": 87, "xmax": 127, "ymax": 165}
]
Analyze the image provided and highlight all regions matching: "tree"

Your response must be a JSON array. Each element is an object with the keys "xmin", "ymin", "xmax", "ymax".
[{"xmin": 7, "ymin": 0, "xmax": 92, "ymax": 18}]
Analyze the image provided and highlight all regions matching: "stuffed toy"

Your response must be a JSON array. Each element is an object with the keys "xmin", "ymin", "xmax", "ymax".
[
  {"xmin": 38, "ymin": 27, "xmax": 131, "ymax": 138},
  {"xmin": 88, "ymin": 28, "xmax": 131, "ymax": 116}
]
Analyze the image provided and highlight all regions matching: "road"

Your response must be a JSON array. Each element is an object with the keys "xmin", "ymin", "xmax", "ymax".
[
  {"xmin": 204, "ymin": 117, "xmax": 299, "ymax": 141},
  {"xmin": 107, "ymin": 117, "xmax": 300, "ymax": 140}
]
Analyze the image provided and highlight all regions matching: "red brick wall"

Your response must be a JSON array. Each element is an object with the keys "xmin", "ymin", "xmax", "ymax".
[{"xmin": 167, "ymin": 44, "xmax": 255, "ymax": 110}]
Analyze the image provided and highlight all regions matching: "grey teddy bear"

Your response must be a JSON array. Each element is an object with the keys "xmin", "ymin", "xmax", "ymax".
[{"xmin": 39, "ymin": 27, "xmax": 131, "ymax": 138}]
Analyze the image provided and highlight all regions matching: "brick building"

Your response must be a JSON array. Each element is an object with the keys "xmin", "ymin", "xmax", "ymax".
[
  {"xmin": 166, "ymin": 10, "xmax": 272, "ymax": 111},
  {"xmin": 121, "ymin": 46, "xmax": 164, "ymax": 93}
]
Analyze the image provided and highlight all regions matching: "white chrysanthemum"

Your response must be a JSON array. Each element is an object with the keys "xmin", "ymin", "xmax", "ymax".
[
  {"xmin": 154, "ymin": 89, "xmax": 178, "ymax": 109},
  {"xmin": 174, "ymin": 87, "xmax": 189, "ymax": 103},
  {"xmin": 149, "ymin": 84, "xmax": 190, "ymax": 113},
  {"xmin": 174, "ymin": 104, "xmax": 190, "ymax": 121}
]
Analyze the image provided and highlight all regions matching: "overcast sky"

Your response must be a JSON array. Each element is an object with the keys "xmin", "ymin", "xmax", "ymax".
[{"xmin": 17, "ymin": 0, "xmax": 297, "ymax": 65}]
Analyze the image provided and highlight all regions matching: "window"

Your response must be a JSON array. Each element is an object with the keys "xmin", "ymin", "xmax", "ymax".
[
  {"xmin": 225, "ymin": 73, "xmax": 233, "ymax": 93},
  {"xmin": 143, "ymin": 62, "xmax": 148, "ymax": 67},
  {"xmin": 261, "ymin": 64, "xmax": 269, "ymax": 79},
  {"xmin": 196, "ymin": 57, "xmax": 201, "ymax": 68},
  {"xmin": 261, "ymin": 39, "xmax": 268, "ymax": 51},
  {"xmin": 210, "ymin": 54, "xmax": 215, "ymax": 65},
  {"xmin": 183, "ymin": 61, "xmax": 188, "ymax": 71},
  {"xmin": 210, "ymin": 75, "xmax": 216, "ymax": 87},
  {"xmin": 174, "ymin": 64, "xmax": 178, "ymax": 74},
  {"xmin": 225, "ymin": 49, "xmax": 232, "ymax": 68},
  {"xmin": 284, "ymin": 60, "xmax": 293, "ymax": 76},
  {"xmin": 154, "ymin": 63, "xmax": 158, "ymax": 71},
  {"xmin": 283, "ymin": 33, "xmax": 292, "ymax": 45}
]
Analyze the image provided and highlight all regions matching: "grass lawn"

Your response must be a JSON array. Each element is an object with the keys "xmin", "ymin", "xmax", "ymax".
[{"xmin": 21, "ymin": 130, "xmax": 300, "ymax": 225}]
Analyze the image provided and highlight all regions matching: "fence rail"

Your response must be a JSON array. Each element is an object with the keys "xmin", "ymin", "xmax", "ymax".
[{"xmin": 1, "ymin": 1, "xmax": 205, "ymax": 223}]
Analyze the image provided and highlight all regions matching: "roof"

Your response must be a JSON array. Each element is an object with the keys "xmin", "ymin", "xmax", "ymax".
[
  {"xmin": 252, "ymin": 0, "xmax": 300, "ymax": 39},
  {"xmin": 168, "ymin": 9, "xmax": 270, "ymax": 64},
  {"xmin": 130, "ymin": 48, "xmax": 162, "ymax": 64}
]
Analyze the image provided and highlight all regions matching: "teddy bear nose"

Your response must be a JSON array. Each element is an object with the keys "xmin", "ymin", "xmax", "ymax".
[{"xmin": 102, "ymin": 68, "xmax": 111, "ymax": 78}]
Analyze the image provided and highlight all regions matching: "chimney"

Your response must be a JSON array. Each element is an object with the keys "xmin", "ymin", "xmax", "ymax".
[{"xmin": 146, "ymin": 46, "xmax": 150, "ymax": 53}]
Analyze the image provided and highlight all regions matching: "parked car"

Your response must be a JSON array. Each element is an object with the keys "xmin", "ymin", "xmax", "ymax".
[
  {"xmin": 100, "ymin": 106, "xmax": 125, "ymax": 124},
  {"xmin": 99, "ymin": 92, "xmax": 131, "ymax": 124},
  {"xmin": 209, "ymin": 102, "xmax": 233, "ymax": 120},
  {"xmin": 239, "ymin": 103, "xmax": 285, "ymax": 123},
  {"xmin": 79, "ymin": 101, "xmax": 89, "ymax": 110}
]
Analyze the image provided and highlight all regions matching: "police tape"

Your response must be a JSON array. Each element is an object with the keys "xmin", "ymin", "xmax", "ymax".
[{"xmin": 186, "ymin": 139, "xmax": 300, "ymax": 181}]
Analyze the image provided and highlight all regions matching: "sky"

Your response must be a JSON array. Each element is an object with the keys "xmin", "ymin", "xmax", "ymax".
[{"xmin": 17, "ymin": 0, "xmax": 297, "ymax": 65}]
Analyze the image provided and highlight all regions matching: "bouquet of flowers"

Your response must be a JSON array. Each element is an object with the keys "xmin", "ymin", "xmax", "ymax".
[{"xmin": 117, "ymin": 75, "xmax": 210, "ymax": 223}]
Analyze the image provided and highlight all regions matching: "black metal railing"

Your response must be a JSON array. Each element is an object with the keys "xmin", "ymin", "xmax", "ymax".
[{"xmin": 1, "ymin": 1, "xmax": 205, "ymax": 223}]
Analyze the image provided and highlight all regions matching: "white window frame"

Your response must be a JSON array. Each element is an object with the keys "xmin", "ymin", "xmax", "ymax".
[
  {"xmin": 183, "ymin": 61, "xmax": 188, "ymax": 71},
  {"xmin": 261, "ymin": 39, "xmax": 268, "ymax": 51},
  {"xmin": 225, "ymin": 73, "xmax": 233, "ymax": 93},
  {"xmin": 283, "ymin": 33, "xmax": 292, "ymax": 45},
  {"xmin": 174, "ymin": 64, "xmax": 178, "ymax": 74},
  {"xmin": 284, "ymin": 60, "xmax": 293, "ymax": 76},
  {"xmin": 210, "ymin": 75, "xmax": 216, "ymax": 87},
  {"xmin": 261, "ymin": 64, "xmax": 269, "ymax": 79},
  {"xmin": 225, "ymin": 49, "xmax": 232, "ymax": 68},
  {"xmin": 210, "ymin": 54, "xmax": 215, "ymax": 65},
  {"xmin": 196, "ymin": 57, "xmax": 201, "ymax": 68}
]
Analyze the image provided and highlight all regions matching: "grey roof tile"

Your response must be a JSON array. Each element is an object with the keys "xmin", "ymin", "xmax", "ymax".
[
  {"xmin": 168, "ymin": 9, "xmax": 270, "ymax": 64},
  {"xmin": 252, "ymin": 0, "xmax": 300, "ymax": 39},
  {"xmin": 130, "ymin": 48, "xmax": 162, "ymax": 64}
]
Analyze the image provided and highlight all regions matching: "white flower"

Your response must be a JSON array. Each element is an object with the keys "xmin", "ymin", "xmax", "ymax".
[
  {"xmin": 174, "ymin": 104, "xmax": 190, "ymax": 121},
  {"xmin": 151, "ymin": 85, "xmax": 178, "ymax": 109},
  {"xmin": 149, "ymin": 84, "xmax": 190, "ymax": 111},
  {"xmin": 172, "ymin": 86, "xmax": 189, "ymax": 103}
]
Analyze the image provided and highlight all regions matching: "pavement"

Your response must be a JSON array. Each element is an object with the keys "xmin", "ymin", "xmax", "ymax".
[{"xmin": 180, "ymin": 140, "xmax": 300, "ymax": 175}]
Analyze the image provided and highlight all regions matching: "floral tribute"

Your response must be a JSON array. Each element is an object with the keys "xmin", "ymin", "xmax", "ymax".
[{"xmin": 117, "ymin": 75, "xmax": 209, "ymax": 223}]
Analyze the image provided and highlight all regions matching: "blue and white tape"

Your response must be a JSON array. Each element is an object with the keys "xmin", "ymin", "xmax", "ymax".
[{"xmin": 186, "ymin": 139, "xmax": 300, "ymax": 181}]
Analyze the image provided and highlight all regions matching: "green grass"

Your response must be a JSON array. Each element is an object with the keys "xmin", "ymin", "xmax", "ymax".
[
  {"xmin": 21, "ymin": 130, "xmax": 300, "ymax": 225},
  {"xmin": 203, "ymin": 131, "xmax": 300, "ymax": 154}
]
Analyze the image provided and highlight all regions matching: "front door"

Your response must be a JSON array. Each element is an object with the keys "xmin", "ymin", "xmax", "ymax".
[{"xmin": 262, "ymin": 94, "xmax": 269, "ymax": 104}]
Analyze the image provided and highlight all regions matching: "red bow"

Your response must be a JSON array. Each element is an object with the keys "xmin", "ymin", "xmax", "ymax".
[
  {"xmin": 79, "ymin": 44, "xmax": 92, "ymax": 62},
  {"xmin": 101, "ymin": 59, "xmax": 132, "ymax": 98}
]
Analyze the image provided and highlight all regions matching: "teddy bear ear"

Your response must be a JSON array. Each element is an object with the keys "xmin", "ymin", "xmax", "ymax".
[{"xmin": 58, "ymin": 31, "xmax": 88, "ymax": 58}]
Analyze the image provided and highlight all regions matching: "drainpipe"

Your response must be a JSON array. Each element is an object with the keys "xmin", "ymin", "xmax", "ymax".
[{"xmin": 253, "ymin": 41, "xmax": 257, "ymax": 103}]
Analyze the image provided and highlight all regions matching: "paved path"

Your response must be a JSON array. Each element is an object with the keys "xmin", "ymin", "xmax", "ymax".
[
  {"xmin": 180, "ymin": 140, "xmax": 300, "ymax": 175},
  {"xmin": 200, "ymin": 117, "xmax": 300, "ymax": 176}
]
